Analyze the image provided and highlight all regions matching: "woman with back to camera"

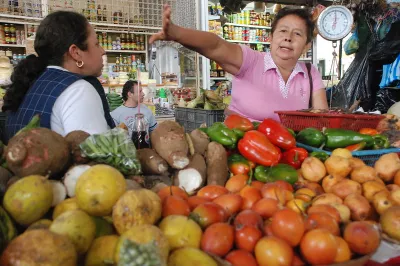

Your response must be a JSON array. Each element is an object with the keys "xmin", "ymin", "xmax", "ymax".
[
  {"xmin": 2, "ymin": 11, "xmax": 115, "ymax": 141},
  {"xmin": 150, "ymin": 5, "xmax": 328, "ymax": 121}
]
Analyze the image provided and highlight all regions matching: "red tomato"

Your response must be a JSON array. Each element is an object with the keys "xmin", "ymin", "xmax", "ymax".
[
  {"xmin": 235, "ymin": 225, "xmax": 263, "ymax": 252},
  {"xmin": 274, "ymin": 180, "xmax": 294, "ymax": 192},
  {"xmin": 225, "ymin": 174, "xmax": 249, "ymax": 193},
  {"xmin": 197, "ymin": 185, "xmax": 228, "ymax": 200},
  {"xmin": 190, "ymin": 202, "xmax": 227, "ymax": 229},
  {"xmin": 271, "ymin": 208, "xmax": 305, "ymax": 247},
  {"xmin": 261, "ymin": 183, "xmax": 290, "ymax": 204},
  {"xmin": 213, "ymin": 193, "xmax": 243, "ymax": 216},
  {"xmin": 225, "ymin": 249, "xmax": 258, "ymax": 266},
  {"xmin": 162, "ymin": 195, "xmax": 190, "ymax": 217},
  {"xmin": 251, "ymin": 180, "xmax": 264, "ymax": 190},
  {"xmin": 300, "ymin": 229, "xmax": 338, "ymax": 265},
  {"xmin": 158, "ymin": 186, "xmax": 188, "ymax": 202},
  {"xmin": 252, "ymin": 198, "xmax": 281, "ymax": 219},
  {"xmin": 240, "ymin": 186, "xmax": 262, "ymax": 210},
  {"xmin": 343, "ymin": 221, "xmax": 380, "ymax": 255},
  {"xmin": 255, "ymin": 236, "xmax": 294, "ymax": 266},
  {"xmin": 305, "ymin": 212, "xmax": 340, "ymax": 236},
  {"xmin": 187, "ymin": 196, "xmax": 210, "ymax": 211},
  {"xmin": 307, "ymin": 204, "xmax": 341, "ymax": 223},
  {"xmin": 234, "ymin": 210, "xmax": 263, "ymax": 231},
  {"xmin": 201, "ymin": 222, "xmax": 234, "ymax": 257}
]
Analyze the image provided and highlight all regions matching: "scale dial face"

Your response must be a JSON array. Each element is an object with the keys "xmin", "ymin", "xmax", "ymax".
[{"xmin": 317, "ymin": 5, "xmax": 353, "ymax": 41}]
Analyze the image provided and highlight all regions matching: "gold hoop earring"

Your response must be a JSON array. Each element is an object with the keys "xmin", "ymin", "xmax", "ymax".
[{"xmin": 76, "ymin": 61, "xmax": 84, "ymax": 68}]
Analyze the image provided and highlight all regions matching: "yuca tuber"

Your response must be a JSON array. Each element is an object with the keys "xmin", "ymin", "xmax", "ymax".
[
  {"xmin": 63, "ymin": 165, "xmax": 91, "ymax": 197},
  {"xmin": 137, "ymin": 148, "xmax": 169, "ymax": 175},
  {"xmin": 206, "ymin": 142, "xmax": 228, "ymax": 186},
  {"xmin": 64, "ymin": 130, "xmax": 90, "ymax": 164},
  {"xmin": 150, "ymin": 121, "xmax": 190, "ymax": 169},
  {"xmin": 5, "ymin": 128, "xmax": 71, "ymax": 178},
  {"xmin": 186, "ymin": 134, "xmax": 195, "ymax": 156},
  {"xmin": 175, "ymin": 153, "xmax": 207, "ymax": 195},
  {"xmin": 125, "ymin": 179, "xmax": 142, "ymax": 190},
  {"xmin": 190, "ymin": 129, "xmax": 210, "ymax": 156}
]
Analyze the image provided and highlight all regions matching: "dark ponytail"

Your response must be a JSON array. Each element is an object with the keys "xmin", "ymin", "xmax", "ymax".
[{"xmin": 2, "ymin": 11, "xmax": 89, "ymax": 112}]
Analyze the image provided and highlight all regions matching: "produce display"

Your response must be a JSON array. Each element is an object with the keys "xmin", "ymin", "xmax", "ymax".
[
  {"xmin": 0, "ymin": 114, "xmax": 399, "ymax": 266},
  {"xmin": 107, "ymin": 92, "xmax": 123, "ymax": 112}
]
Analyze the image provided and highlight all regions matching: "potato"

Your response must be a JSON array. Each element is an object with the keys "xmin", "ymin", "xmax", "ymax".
[
  {"xmin": 312, "ymin": 193, "xmax": 343, "ymax": 206},
  {"xmin": 349, "ymin": 157, "xmax": 366, "ymax": 169},
  {"xmin": 325, "ymin": 156, "xmax": 352, "ymax": 178},
  {"xmin": 332, "ymin": 179, "xmax": 362, "ymax": 200},
  {"xmin": 301, "ymin": 157, "xmax": 326, "ymax": 182},
  {"xmin": 344, "ymin": 194, "xmax": 371, "ymax": 221},
  {"xmin": 351, "ymin": 165, "xmax": 377, "ymax": 184},
  {"xmin": 331, "ymin": 148, "xmax": 352, "ymax": 159},
  {"xmin": 362, "ymin": 181, "xmax": 387, "ymax": 202},
  {"xmin": 375, "ymin": 153, "xmax": 400, "ymax": 182},
  {"xmin": 372, "ymin": 190, "xmax": 394, "ymax": 215},
  {"xmin": 322, "ymin": 175, "xmax": 344, "ymax": 193}
]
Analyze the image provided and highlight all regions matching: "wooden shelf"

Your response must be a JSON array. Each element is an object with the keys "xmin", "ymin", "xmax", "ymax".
[
  {"xmin": 226, "ymin": 40, "xmax": 270, "ymax": 45},
  {"xmin": 299, "ymin": 58, "xmax": 312, "ymax": 61},
  {"xmin": 211, "ymin": 77, "xmax": 228, "ymax": 81},
  {"xmin": 0, "ymin": 44, "xmax": 25, "ymax": 48},
  {"xmin": 225, "ymin": 23, "xmax": 271, "ymax": 30},
  {"xmin": 208, "ymin": 15, "xmax": 220, "ymax": 21},
  {"xmin": 105, "ymin": 50, "xmax": 146, "ymax": 54}
]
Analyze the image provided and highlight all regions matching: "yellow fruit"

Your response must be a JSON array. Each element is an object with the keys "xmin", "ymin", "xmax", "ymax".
[
  {"xmin": 115, "ymin": 224, "xmax": 170, "ymax": 264},
  {"xmin": 159, "ymin": 215, "xmax": 202, "ymax": 250},
  {"xmin": 331, "ymin": 148, "xmax": 353, "ymax": 159},
  {"xmin": 85, "ymin": 235, "xmax": 119, "ymax": 266},
  {"xmin": 112, "ymin": 189, "xmax": 162, "ymax": 234},
  {"xmin": 286, "ymin": 199, "xmax": 308, "ymax": 214},
  {"xmin": 92, "ymin": 216, "xmax": 115, "ymax": 237},
  {"xmin": 52, "ymin": 197, "xmax": 79, "ymax": 220},
  {"xmin": 0, "ymin": 229, "xmax": 77, "ymax": 266},
  {"xmin": 3, "ymin": 175, "xmax": 53, "ymax": 226},
  {"xmin": 168, "ymin": 247, "xmax": 217, "ymax": 266},
  {"xmin": 26, "ymin": 219, "xmax": 52, "ymax": 231},
  {"xmin": 76, "ymin": 164, "xmax": 126, "ymax": 216},
  {"xmin": 49, "ymin": 210, "xmax": 96, "ymax": 254}
]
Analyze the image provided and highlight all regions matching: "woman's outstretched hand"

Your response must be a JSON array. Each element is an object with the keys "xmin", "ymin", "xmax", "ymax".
[{"xmin": 149, "ymin": 4, "xmax": 176, "ymax": 44}]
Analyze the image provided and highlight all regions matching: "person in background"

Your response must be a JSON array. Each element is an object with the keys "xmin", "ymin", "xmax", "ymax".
[
  {"xmin": 150, "ymin": 5, "xmax": 328, "ymax": 121},
  {"xmin": 3, "ymin": 11, "xmax": 114, "ymax": 141},
  {"xmin": 111, "ymin": 80, "xmax": 157, "ymax": 138}
]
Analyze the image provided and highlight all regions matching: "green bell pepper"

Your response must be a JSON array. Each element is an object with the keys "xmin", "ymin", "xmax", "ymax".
[
  {"xmin": 296, "ymin": 128, "xmax": 326, "ymax": 148},
  {"xmin": 206, "ymin": 122, "xmax": 239, "ymax": 148},
  {"xmin": 323, "ymin": 128, "xmax": 374, "ymax": 149},
  {"xmin": 372, "ymin": 134, "xmax": 390, "ymax": 150},
  {"xmin": 254, "ymin": 164, "xmax": 298, "ymax": 185},
  {"xmin": 309, "ymin": 151, "xmax": 329, "ymax": 162},
  {"xmin": 252, "ymin": 121, "xmax": 260, "ymax": 130},
  {"xmin": 232, "ymin": 128, "xmax": 245, "ymax": 138}
]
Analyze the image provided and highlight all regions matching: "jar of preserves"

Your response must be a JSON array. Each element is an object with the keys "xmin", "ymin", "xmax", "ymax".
[
  {"xmin": 10, "ymin": 34, "xmax": 16, "ymax": 44},
  {"xmin": 9, "ymin": 24, "xmax": 15, "ymax": 33},
  {"xmin": 4, "ymin": 24, "xmax": 9, "ymax": 33},
  {"xmin": 5, "ymin": 33, "xmax": 10, "ymax": 44}
]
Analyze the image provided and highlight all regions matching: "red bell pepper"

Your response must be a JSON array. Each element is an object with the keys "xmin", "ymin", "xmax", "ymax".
[
  {"xmin": 257, "ymin": 118, "xmax": 296, "ymax": 150},
  {"xmin": 224, "ymin": 114, "xmax": 254, "ymax": 132},
  {"xmin": 345, "ymin": 141, "xmax": 367, "ymax": 151},
  {"xmin": 359, "ymin": 128, "xmax": 378, "ymax": 136},
  {"xmin": 280, "ymin": 147, "xmax": 308, "ymax": 169},
  {"xmin": 238, "ymin": 130, "xmax": 281, "ymax": 166}
]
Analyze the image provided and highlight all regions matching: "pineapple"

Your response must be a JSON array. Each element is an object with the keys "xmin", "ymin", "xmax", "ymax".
[{"xmin": 117, "ymin": 238, "xmax": 164, "ymax": 266}]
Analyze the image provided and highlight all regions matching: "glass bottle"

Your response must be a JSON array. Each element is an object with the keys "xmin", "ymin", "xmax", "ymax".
[{"xmin": 131, "ymin": 113, "xmax": 150, "ymax": 149}]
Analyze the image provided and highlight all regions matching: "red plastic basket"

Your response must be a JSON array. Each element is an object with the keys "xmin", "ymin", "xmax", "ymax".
[{"xmin": 275, "ymin": 111, "xmax": 385, "ymax": 131}]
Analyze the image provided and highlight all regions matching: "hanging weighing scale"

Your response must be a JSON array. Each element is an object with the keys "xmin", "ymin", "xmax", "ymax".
[{"xmin": 316, "ymin": 2, "xmax": 354, "ymax": 109}]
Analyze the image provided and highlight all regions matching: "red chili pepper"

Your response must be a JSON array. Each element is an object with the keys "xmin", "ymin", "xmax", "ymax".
[
  {"xmin": 359, "ymin": 128, "xmax": 378, "ymax": 136},
  {"xmin": 224, "ymin": 114, "xmax": 254, "ymax": 132},
  {"xmin": 258, "ymin": 118, "xmax": 296, "ymax": 150},
  {"xmin": 280, "ymin": 147, "xmax": 308, "ymax": 169},
  {"xmin": 345, "ymin": 141, "xmax": 367, "ymax": 151},
  {"xmin": 238, "ymin": 130, "xmax": 281, "ymax": 167}
]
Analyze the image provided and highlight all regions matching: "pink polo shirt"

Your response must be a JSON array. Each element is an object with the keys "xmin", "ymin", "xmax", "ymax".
[{"xmin": 229, "ymin": 45, "xmax": 325, "ymax": 122}]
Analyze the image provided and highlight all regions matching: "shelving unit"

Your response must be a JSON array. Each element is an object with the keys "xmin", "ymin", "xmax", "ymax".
[
  {"xmin": 105, "ymin": 50, "xmax": 146, "ymax": 54},
  {"xmin": 226, "ymin": 40, "xmax": 270, "ymax": 45},
  {"xmin": 225, "ymin": 23, "xmax": 271, "ymax": 29},
  {"xmin": 0, "ymin": 44, "xmax": 25, "ymax": 48}
]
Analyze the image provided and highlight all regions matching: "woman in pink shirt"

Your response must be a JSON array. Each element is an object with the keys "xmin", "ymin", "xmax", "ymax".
[{"xmin": 150, "ymin": 6, "xmax": 328, "ymax": 121}]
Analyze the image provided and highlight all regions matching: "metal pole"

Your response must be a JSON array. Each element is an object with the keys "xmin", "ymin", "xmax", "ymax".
[{"xmin": 338, "ymin": 39, "xmax": 343, "ymax": 79}]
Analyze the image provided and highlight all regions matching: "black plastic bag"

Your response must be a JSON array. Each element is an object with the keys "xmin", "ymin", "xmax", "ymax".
[
  {"xmin": 373, "ymin": 88, "xmax": 400, "ymax": 114},
  {"xmin": 369, "ymin": 39, "xmax": 400, "ymax": 65},
  {"xmin": 330, "ymin": 38, "xmax": 374, "ymax": 109}
]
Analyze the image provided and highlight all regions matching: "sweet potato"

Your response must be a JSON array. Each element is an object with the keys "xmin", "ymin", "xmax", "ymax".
[
  {"xmin": 175, "ymin": 153, "xmax": 207, "ymax": 195},
  {"xmin": 190, "ymin": 129, "xmax": 210, "ymax": 156},
  {"xmin": 5, "ymin": 128, "xmax": 71, "ymax": 178},
  {"xmin": 151, "ymin": 121, "xmax": 190, "ymax": 169},
  {"xmin": 64, "ymin": 130, "xmax": 90, "ymax": 164},
  {"xmin": 137, "ymin": 148, "xmax": 169, "ymax": 175},
  {"xmin": 206, "ymin": 142, "xmax": 228, "ymax": 186}
]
